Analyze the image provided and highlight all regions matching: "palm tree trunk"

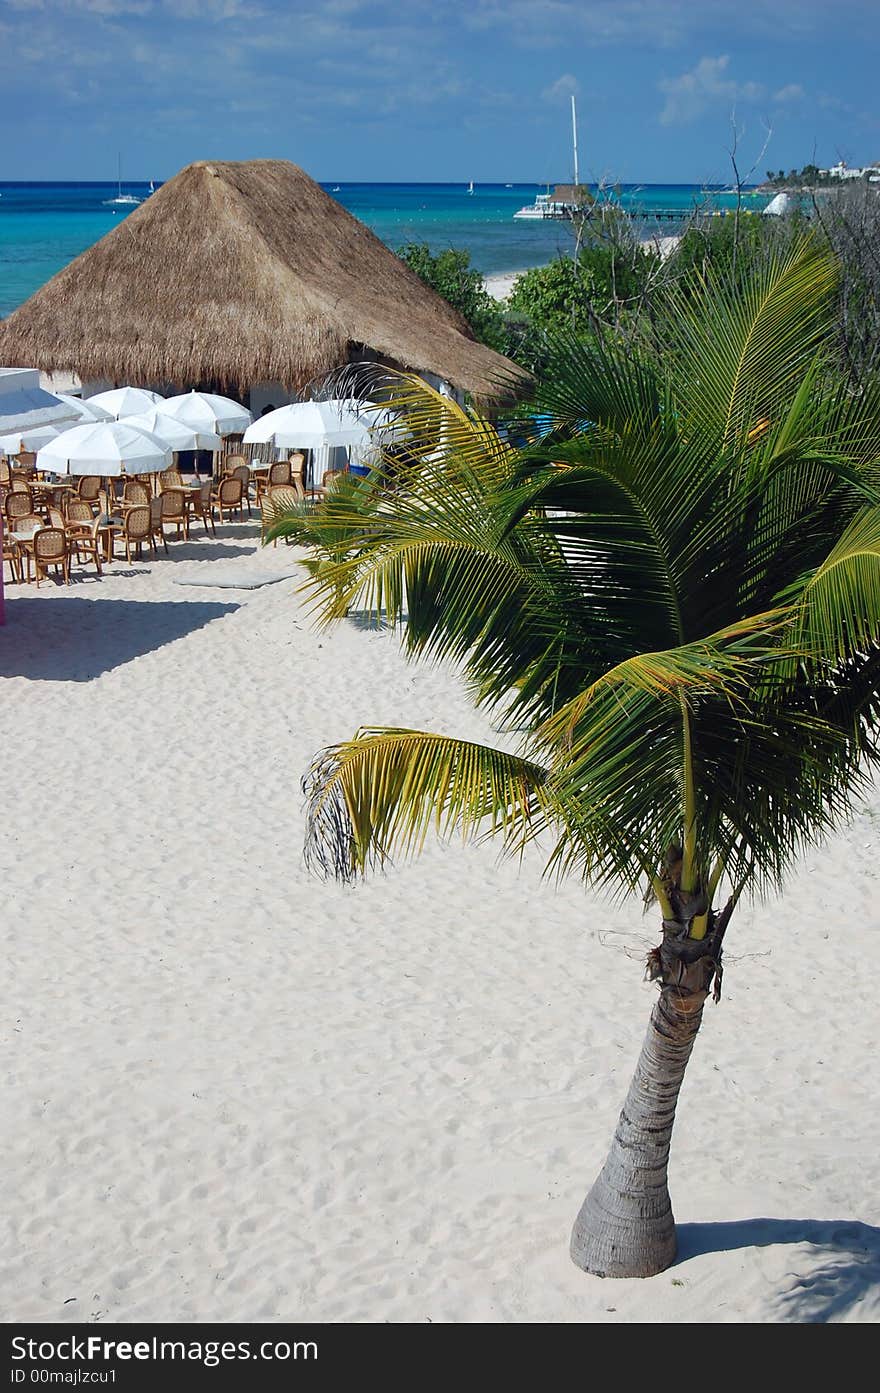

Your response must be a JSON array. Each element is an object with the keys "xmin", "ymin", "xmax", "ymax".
[{"xmin": 570, "ymin": 916, "xmax": 725, "ymax": 1279}]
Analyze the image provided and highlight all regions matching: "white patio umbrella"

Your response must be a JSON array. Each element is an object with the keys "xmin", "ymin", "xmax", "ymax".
[
  {"xmin": 158, "ymin": 391, "xmax": 252, "ymax": 437},
  {"xmin": 36, "ymin": 421, "xmax": 171, "ymax": 477},
  {"xmin": 87, "ymin": 386, "xmax": 165, "ymax": 419},
  {"xmin": 0, "ymin": 423, "xmax": 67, "ymax": 455},
  {"xmin": 243, "ymin": 399, "xmax": 368, "ymax": 450},
  {"xmin": 53, "ymin": 392, "xmax": 114, "ymax": 424},
  {"xmin": 123, "ymin": 408, "xmax": 221, "ymax": 453},
  {"xmin": 244, "ymin": 400, "xmax": 372, "ymax": 487}
]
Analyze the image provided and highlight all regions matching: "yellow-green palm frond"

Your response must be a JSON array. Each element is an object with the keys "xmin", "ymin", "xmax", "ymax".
[{"xmin": 303, "ymin": 729, "xmax": 552, "ymax": 881}]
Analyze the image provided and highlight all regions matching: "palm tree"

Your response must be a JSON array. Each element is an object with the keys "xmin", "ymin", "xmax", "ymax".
[{"xmin": 272, "ymin": 242, "xmax": 880, "ymax": 1279}]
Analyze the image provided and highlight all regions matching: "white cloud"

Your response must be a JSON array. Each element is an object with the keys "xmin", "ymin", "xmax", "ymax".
[
  {"xmin": 659, "ymin": 54, "xmax": 764, "ymax": 125},
  {"xmin": 773, "ymin": 83, "xmax": 805, "ymax": 103},
  {"xmin": 542, "ymin": 73, "xmax": 579, "ymax": 104}
]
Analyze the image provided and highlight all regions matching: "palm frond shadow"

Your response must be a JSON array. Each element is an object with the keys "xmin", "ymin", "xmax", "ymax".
[{"xmin": 676, "ymin": 1218, "xmax": 880, "ymax": 1321}]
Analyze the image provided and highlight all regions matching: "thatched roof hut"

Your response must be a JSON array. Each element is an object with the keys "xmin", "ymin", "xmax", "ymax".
[{"xmin": 0, "ymin": 160, "xmax": 527, "ymax": 404}]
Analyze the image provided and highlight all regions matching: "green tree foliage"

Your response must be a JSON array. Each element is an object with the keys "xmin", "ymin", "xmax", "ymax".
[
  {"xmin": 509, "ymin": 241, "xmax": 658, "ymax": 337},
  {"xmin": 396, "ymin": 242, "xmax": 507, "ymax": 353}
]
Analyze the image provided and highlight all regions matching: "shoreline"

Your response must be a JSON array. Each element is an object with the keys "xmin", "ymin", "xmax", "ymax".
[{"xmin": 483, "ymin": 233, "xmax": 681, "ymax": 303}]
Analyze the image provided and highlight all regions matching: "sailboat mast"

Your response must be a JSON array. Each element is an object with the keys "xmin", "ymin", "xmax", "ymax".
[{"xmin": 571, "ymin": 94, "xmax": 579, "ymax": 188}]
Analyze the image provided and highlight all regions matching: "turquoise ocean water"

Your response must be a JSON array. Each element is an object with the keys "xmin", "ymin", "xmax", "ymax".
[{"xmin": 0, "ymin": 181, "xmax": 763, "ymax": 317}]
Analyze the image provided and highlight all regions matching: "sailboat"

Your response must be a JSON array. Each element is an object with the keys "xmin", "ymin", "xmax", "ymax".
[
  {"xmin": 104, "ymin": 154, "xmax": 141, "ymax": 207},
  {"xmin": 513, "ymin": 96, "xmax": 581, "ymax": 220},
  {"xmin": 467, "ymin": 180, "xmax": 474, "ymax": 195}
]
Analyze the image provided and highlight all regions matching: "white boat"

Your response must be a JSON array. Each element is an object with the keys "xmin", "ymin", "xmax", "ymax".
[
  {"xmin": 513, "ymin": 191, "xmax": 568, "ymax": 219},
  {"xmin": 514, "ymin": 95, "xmax": 582, "ymax": 221},
  {"xmin": 332, "ymin": 185, "xmax": 341, "ymax": 192},
  {"xmin": 104, "ymin": 154, "xmax": 141, "ymax": 207},
  {"xmin": 467, "ymin": 180, "xmax": 474, "ymax": 194}
]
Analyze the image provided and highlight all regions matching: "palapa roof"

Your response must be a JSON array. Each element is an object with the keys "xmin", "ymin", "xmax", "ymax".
[
  {"xmin": 0, "ymin": 160, "xmax": 527, "ymax": 403},
  {"xmin": 551, "ymin": 185, "xmax": 592, "ymax": 204}
]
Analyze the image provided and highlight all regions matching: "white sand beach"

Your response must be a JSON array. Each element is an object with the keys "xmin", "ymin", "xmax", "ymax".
[
  {"xmin": 2, "ymin": 525, "xmax": 879, "ymax": 1323},
  {"xmin": 484, "ymin": 270, "xmax": 526, "ymax": 302},
  {"xmin": 483, "ymin": 236, "xmax": 681, "ymax": 305}
]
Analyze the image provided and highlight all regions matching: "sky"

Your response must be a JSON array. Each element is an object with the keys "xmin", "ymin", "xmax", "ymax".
[{"xmin": 2, "ymin": 0, "xmax": 878, "ymax": 184}]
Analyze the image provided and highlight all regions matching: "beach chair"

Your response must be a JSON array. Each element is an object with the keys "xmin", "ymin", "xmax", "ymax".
[
  {"xmin": 118, "ymin": 504, "xmax": 154, "ymax": 562},
  {"xmin": 5, "ymin": 490, "xmax": 34, "ymax": 527},
  {"xmin": 8, "ymin": 513, "xmax": 44, "ymax": 582},
  {"xmin": 77, "ymin": 476, "xmax": 103, "ymax": 510},
  {"xmin": 160, "ymin": 467, "xmax": 184, "ymax": 491},
  {"xmin": 32, "ymin": 526, "xmax": 70, "ymax": 587},
  {"xmin": 189, "ymin": 481, "xmax": 216, "ymax": 536},
  {"xmin": 228, "ymin": 464, "xmax": 252, "ymax": 516},
  {"xmin": 159, "ymin": 488, "xmax": 189, "ymax": 540},
  {"xmin": 316, "ymin": 469, "xmax": 345, "ymax": 498},
  {"xmin": 2, "ymin": 526, "xmax": 22, "ymax": 584},
  {"xmin": 211, "ymin": 475, "xmax": 244, "ymax": 523},
  {"xmin": 149, "ymin": 497, "xmax": 169, "ymax": 555},
  {"xmin": 260, "ymin": 484, "xmax": 302, "ymax": 546},
  {"xmin": 64, "ymin": 514, "xmax": 103, "ymax": 577},
  {"xmin": 123, "ymin": 480, "xmax": 151, "ymax": 508}
]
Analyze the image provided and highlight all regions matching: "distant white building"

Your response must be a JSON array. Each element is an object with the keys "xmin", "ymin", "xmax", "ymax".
[{"xmin": 819, "ymin": 160, "xmax": 880, "ymax": 181}]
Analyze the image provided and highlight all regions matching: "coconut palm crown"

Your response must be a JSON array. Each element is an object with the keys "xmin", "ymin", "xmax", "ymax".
[{"xmin": 271, "ymin": 241, "xmax": 880, "ymax": 1278}]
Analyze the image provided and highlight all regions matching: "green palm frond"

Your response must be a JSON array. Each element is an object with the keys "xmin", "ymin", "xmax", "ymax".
[
  {"xmin": 302, "ymin": 729, "xmax": 551, "ymax": 881},
  {"xmin": 786, "ymin": 506, "xmax": 880, "ymax": 659},
  {"xmin": 659, "ymin": 238, "xmax": 839, "ymax": 447}
]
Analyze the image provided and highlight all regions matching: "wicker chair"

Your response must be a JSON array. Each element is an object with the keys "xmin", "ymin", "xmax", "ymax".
[
  {"xmin": 118, "ymin": 504, "xmax": 154, "ymax": 562},
  {"xmin": 2, "ymin": 525, "xmax": 22, "ymax": 583},
  {"xmin": 268, "ymin": 460, "xmax": 292, "ymax": 487},
  {"xmin": 65, "ymin": 497, "xmax": 93, "ymax": 524},
  {"xmin": 77, "ymin": 475, "xmax": 103, "ymax": 508},
  {"xmin": 0, "ymin": 458, "xmax": 11, "ymax": 486},
  {"xmin": 47, "ymin": 505, "xmax": 66, "ymax": 530},
  {"xmin": 261, "ymin": 484, "xmax": 301, "ymax": 546},
  {"xmin": 32, "ymin": 526, "xmax": 70, "ymax": 586},
  {"xmin": 5, "ymin": 490, "xmax": 34, "ymax": 527},
  {"xmin": 159, "ymin": 488, "xmax": 189, "ymax": 540},
  {"xmin": 15, "ymin": 451, "xmax": 37, "ymax": 472},
  {"xmin": 211, "ymin": 475, "xmax": 244, "ymax": 523},
  {"xmin": 149, "ymin": 497, "xmax": 169, "ymax": 555},
  {"xmin": 64, "ymin": 514, "xmax": 103, "ymax": 577},
  {"xmin": 223, "ymin": 452, "xmax": 247, "ymax": 475},
  {"xmin": 254, "ymin": 459, "xmax": 291, "ymax": 505},
  {"xmin": 189, "ymin": 480, "xmax": 216, "ymax": 536},
  {"xmin": 123, "ymin": 479, "xmax": 151, "ymax": 508},
  {"xmin": 229, "ymin": 464, "xmax": 252, "ymax": 517},
  {"xmin": 9, "ymin": 476, "xmax": 32, "ymax": 495},
  {"xmin": 316, "ymin": 469, "xmax": 345, "ymax": 497},
  {"xmin": 159, "ymin": 467, "xmax": 184, "ymax": 491}
]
